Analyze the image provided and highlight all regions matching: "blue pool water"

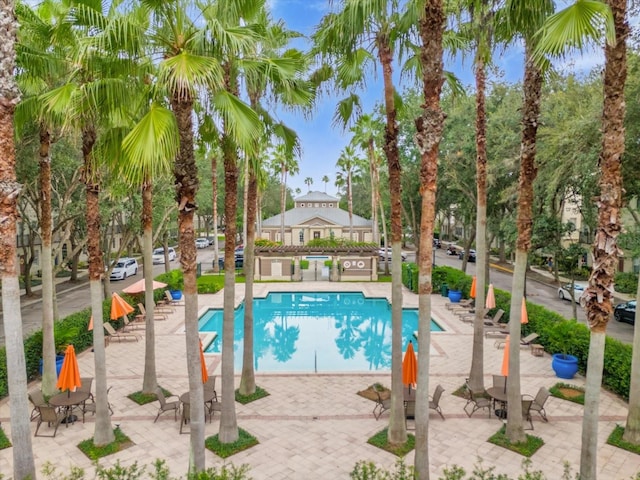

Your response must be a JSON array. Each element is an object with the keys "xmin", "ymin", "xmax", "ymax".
[{"xmin": 199, "ymin": 292, "xmax": 443, "ymax": 373}]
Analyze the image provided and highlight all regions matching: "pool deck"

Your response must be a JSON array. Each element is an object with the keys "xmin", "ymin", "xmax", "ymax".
[{"xmin": 1, "ymin": 282, "xmax": 637, "ymax": 478}]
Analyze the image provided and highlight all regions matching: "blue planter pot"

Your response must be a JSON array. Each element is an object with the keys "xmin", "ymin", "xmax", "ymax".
[
  {"xmin": 39, "ymin": 355, "xmax": 64, "ymax": 377},
  {"xmin": 552, "ymin": 353, "xmax": 579, "ymax": 379},
  {"xmin": 447, "ymin": 290, "xmax": 463, "ymax": 303},
  {"xmin": 169, "ymin": 290, "xmax": 183, "ymax": 300}
]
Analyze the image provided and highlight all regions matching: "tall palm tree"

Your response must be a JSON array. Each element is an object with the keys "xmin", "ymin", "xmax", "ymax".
[
  {"xmin": 304, "ymin": 176, "xmax": 313, "ymax": 191},
  {"xmin": 313, "ymin": 0, "xmax": 408, "ymax": 443},
  {"xmin": 271, "ymin": 143, "xmax": 299, "ymax": 243},
  {"xmin": 336, "ymin": 145, "xmax": 361, "ymax": 241},
  {"xmin": 322, "ymin": 174, "xmax": 330, "ymax": 192},
  {"xmin": 411, "ymin": 0, "xmax": 446, "ymax": 476},
  {"xmin": 0, "ymin": 2, "xmax": 36, "ymax": 478},
  {"xmin": 537, "ymin": 1, "xmax": 627, "ymax": 475}
]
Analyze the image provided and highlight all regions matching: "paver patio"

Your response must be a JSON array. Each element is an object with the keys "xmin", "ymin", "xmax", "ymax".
[{"xmin": 0, "ymin": 282, "xmax": 636, "ymax": 479}]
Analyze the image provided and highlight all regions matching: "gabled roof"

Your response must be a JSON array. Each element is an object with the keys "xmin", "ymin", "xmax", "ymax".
[
  {"xmin": 262, "ymin": 207, "xmax": 372, "ymax": 228},
  {"xmin": 294, "ymin": 191, "xmax": 339, "ymax": 203}
]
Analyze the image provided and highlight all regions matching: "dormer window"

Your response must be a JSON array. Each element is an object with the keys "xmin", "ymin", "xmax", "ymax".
[
  {"xmin": 300, "ymin": 203, "xmax": 305, "ymax": 207},
  {"xmin": 329, "ymin": 203, "xmax": 333, "ymax": 207}
]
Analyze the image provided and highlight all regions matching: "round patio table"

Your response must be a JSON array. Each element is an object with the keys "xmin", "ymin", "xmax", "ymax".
[
  {"xmin": 179, "ymin": 390, "xmax": 216, "ymax": 405},
  {"xmin": 49, "ymin": 391, "xmax": 90, "ymax": 425},
  {"xmin": 486, "ymin": 387, "xmax": 508, "ymax": 419}
]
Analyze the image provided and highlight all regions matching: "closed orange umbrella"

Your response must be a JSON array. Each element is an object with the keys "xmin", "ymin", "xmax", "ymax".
[
  {"xmin": 56, "ymin": 345, "xmax": 82, "ymax": 395},
  {"xmin": 88, "ymin": 315, "xmax": 93, "ymax": 331},
  {"xmin": 199, "ymin": 340, "xmax": 209, "ymax": 384},
  {"xmin": 402, "ymin": 341, "xmax": 417, "ymax": 392},
  {"xmin": 501, "ymin": 335, "xmax": 510, "ymax": 378},
  {"xmin": 469, "ymin": 276, "xmax": 477, "ymax": 299},
  {"xmin": 110, "ymin": 292, "xmax": 135, "ymax": 320},
  {"xmin": 486, "ymin": 284, "xmax": 496, "ymax": 309},
  {"xmin": 521, "ymin": 297, "xmax": 529, "ymax": 324}
]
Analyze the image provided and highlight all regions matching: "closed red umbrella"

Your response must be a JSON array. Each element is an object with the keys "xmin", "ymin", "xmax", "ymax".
[
  {"xmin": 199, "ymin": 340, "xmax": 209, "ymax": 384},
  {"xmin": 402, "ymin": 341, "xmax": 417, "ymax": 393},
  {"xmin": 56, "ymin": 345, "xmax": 82, "ymax": 396},
  {"xmin": 521, "ymin": 297, "xmax": 529, "ymax": 324}
]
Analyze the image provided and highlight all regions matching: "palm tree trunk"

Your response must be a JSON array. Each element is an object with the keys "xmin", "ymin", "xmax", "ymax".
[
  {"xmin": 506, "ymin": 45, "xmax": 543, "ymax": 444},
  {"xmin": 211, "ymin": 151, "xmax": 220, "ymax": 273},
  {"xmin": 82, "ymin": 124, "xmax": 115, "ymax": 447},
  {"xmin": 368, "ymin": 142, "xmax": 379, "ymax": 244},
  {"xmin": 39, "ymin": 125, "xmax": 58, "ymax": 397},
  {"xmin": 581, "ymin": 1, "xmax": 627, "ymax": 475},
  {"xmin": 376, "ymin": 33, "xmax": 405, "ymax": 445},
  {"xmin": 240, "ymin": 166, "xmax": 257, "ymax": 395},
  {"xmin": 469, "ymin": 59, "xmax": 488, "ymax": 394},
  {"xmin": 0, "ymin": 11, "xmax": 35, "ymax": 472},
  {"xmin": 141, "ymin": 180, "xmax": 158, "ymax": 394},
  {"xmin": 221, "ymin": 132, "xmax": 240, "ymax": 443},
  {"xmin": 171, "ymin": 94, "xmax": 205, "ymax": 470},
  {"xmin": 347, "ymin": 171, "xmax": 354, "ymax": 240},
  {"xmin": 413, "ymin": 2, "xmax": 445, "ymax": 475},
  {"xmin": 622, "ymin": 273, "xmax": 640, "ymax": 442},
  {"xmin": 280, "ymin": 169, "xmax": 286, "ymax": 243}
]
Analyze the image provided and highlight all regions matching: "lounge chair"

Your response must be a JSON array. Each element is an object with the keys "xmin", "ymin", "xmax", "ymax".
[
  {"xmin": 463, "ymin": 381, "xmax": 491, "ymax": 418},
  {"xmin": 484, "ymin": 309, "xmax": 505, "ymax": 326},
  {"xmin": 429, "ymin": 384, "xmax": 445, "ymax": 420},
  {"xmin": 154, "ymin": 389, "xmax": 180, "ymax": 422},
  {"xmin": 527, "ymin": 387, "xmax": 550, "ymax": 422},
  {"xmin": 137, "ymin": 303, "xmax": 168, "ymax": 321},
  {"xmin": 28, "ymin": 390, "xmax": 48, "ymax": 421},
  {"xmin": 445, "ymin": 298, "xmax": 473, "ymax": 310},
  {"xmin": 460, "ymin": 308, "xmax": 489, "ymax": 323},
  {"xmin": 122, "ymin": 314, "xmax": 145, "ymax": 332},
  {"xmin": 34, "ymin": 405, "xmax": 66, "ymax": 437},
  {"xmin": 104, "ymin": 322, "xmax": 141, "ymax": 342},
  {"xmin": 164, "ymin": 290, "xmax": 185, "ymax": 307},
  {"xmin": 373, "ymin": 390, "xmax": 391, "ymax": 420},
  {"xmin": 495, "ymin": 332, "xmax": 539, "ymax": 349}
]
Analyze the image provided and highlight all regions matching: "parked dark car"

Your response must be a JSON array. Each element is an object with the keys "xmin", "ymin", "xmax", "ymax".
[
  {"xmin": 433, "ymin": 238, "xmax": 441, "ymax": 249},
  {"xmin": 614, "ymin": 300, "xmax": 636, "ymax": 325},
  {"xmin": 458, "ymin": 249, "xmax": 476, "ymax": 262}
]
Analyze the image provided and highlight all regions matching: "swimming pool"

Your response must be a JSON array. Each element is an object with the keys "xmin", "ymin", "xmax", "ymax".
[{"xmin": 199, "ymin": 292, "xmax": 442, "ymax": 373}]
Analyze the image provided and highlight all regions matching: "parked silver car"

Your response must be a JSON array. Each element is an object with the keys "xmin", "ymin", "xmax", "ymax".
[
  {"xmin": 557, "ymin": 282, "xmax": 588, "ymax": 303},
  {"xmin": 152, "ymin": 247, "xmax": 177, "ymax": 264},
  {"xmin": 110, "ymin": 257, "xmax": 138, "ymax": 281}
]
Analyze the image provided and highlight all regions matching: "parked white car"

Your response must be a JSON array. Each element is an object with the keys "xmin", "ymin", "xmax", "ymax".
[
  {"xmin": 152, "ymin": 247, "xmax": 177, "ymax": 264},
  {"xmin": 557, "ymin": 282, "xmax": 588, "ymax": 303},
  {"xmin": 195, "ymin": 238, "xmax": 209, "ymax": 249},
  {"xmin": 378, "ymin": 248, "xmax": 407, "ymax": 262},
  {"xmin": 110, "ymin": 257, "xmax": 138, "ymax": 281}
]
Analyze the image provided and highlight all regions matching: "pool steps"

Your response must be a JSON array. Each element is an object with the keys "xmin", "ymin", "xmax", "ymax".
[{"xmin": 200, "ymin": 332, "xmax": 218, "ymax": 351}]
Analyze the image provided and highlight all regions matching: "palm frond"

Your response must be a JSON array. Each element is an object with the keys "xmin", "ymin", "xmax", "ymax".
[
  {"xmin": 159, "ymin": 52, "xmax": 225, "ymax": 100},
  {"xmin": 121, "ymin": 104, "xmax": 178, "ymax": 184},
  {"xmin": 212, "ymin": 90, "xmax": 262, "ymax": 151},
  {"xmin": 332, "ymin": 94, "xmax": 362, "ymax": 130}
]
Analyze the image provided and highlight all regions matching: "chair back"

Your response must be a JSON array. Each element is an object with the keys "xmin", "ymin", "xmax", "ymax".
[
  {"xmin": 534, "ymin": 387, "xmax": 549, "ymax": 407},
  {"xmin": 204, "ymin": 375, "xmax": 216, "ymax": 393},
  {"xmin": 405, "ymin": 400, "xmax": 416, "ymax": 419},
  {"xmin": 79, "ymin": 377, "xmax": 94, "ymax": 395},
  {"xmin": 165, "ymin": 291, "xmax": 173, "ymax": 303},
  {"xmin": 138, "ymin": 303, "xmax": 147, "ymax": 315},
  {"xmin": 492, "ymin": 375, "xmax": 506, "ymax": 390},
  {"xmin": 156, "ymin": 389, "xmax": 168, "ymax": 408},
  {"xmin": 104, "ymin": 323, "xmax": 117, "ymax": 335},
  {"xmin": 39, "ymin": 405, "xmax": 59, "ymax": 422},
  {"xmin": 432, "ymin": 384, "xmax": 444, "ymax": 406},
  {"xmin": 28, "ymin": 390, "xmax": 47, "ymax": 408},
  {"xmin": 522, "ymin": 333, "xmax": 539, "ymax": 345},
  {"xmin": 492, "ymin": 309, "xmax": 505, "ymax": 323}
]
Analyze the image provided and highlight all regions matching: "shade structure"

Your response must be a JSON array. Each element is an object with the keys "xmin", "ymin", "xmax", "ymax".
[
  {"xmin": 469, "ymin": 276, "xmax": 477, "ymax": 299},
  {"xmin": 402, "ymin": 341, "xmax": 417, "ymax": 392},
  {"xmin": 56, "ymin": 345, "xmax": 82, "ymax": 394},
  {"xmin": 501, "ymin": 335, "xmax": 510, "ymax": 378},
  {"xmin": 110, "ymin": 292, "xmax": 135, "ymax": 320},
  {"xmin": 521, "ymin": 297, "xmax": 529, "ymax": 324},
  {"xmin": 199, "ymin": 340, "xmax": 209, "ymax": 384},
  {"xmin": 88, "ymin": 316, "xmax": 93, "ymax": 331},
  {"xmin": 122, "ymin": 279, "xmax": 167, "ymax": 294},
  {"xmin": 486, "ymin": 284, "xmax": 496, "ymax": 309}
]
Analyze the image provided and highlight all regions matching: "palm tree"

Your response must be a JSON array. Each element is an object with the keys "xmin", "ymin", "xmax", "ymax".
[
  {"xmin": 0, "ymin": 2, "xmax": 36, "ymax": 477},
  {"xmin": 313, "ymin": 0, "xmax": 407, "ymax": 443},
  {"xmin": 411, "ymin": 0, "xmax": 446, "ymax": 476},
  {"xmin": 271, "ymin": 143, "xmax": 299, "ymax": 243},
  {"xmin": 536, "ymin": 1, "xmax": 627, "ymax": 476},
  {"xmin": 15, "ymin": 0, "xmax": 68, "ymax": 398},
  {"xmin": 304, "ymin": 176, "xmax": 313, "ymax": 191},
  {"xmin": 322, "ymin": 174, "xmax": 330, "ymax": 192},
  {"xmin": 336, "ymin": 145, "xmax": 361, "ymax": 241}
]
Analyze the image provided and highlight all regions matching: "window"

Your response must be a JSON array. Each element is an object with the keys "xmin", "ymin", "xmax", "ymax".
[
  {"xmin": 314, "ymin": 231, "xmax": 321, "ymax": 239},
  {"xmin": 329, "ymin": 203, "xmax": 333, "ymax": 207},
  {"xmin": 299, "ymin": 231, "xmax": 304, "ymax": 243},
  {"xmin": 300, "ymin": 203, "xmax": 305, "ymax": 207},
  {"xmin": 322, "ymin": 203, "xmax": 326, "ymax": 207}
]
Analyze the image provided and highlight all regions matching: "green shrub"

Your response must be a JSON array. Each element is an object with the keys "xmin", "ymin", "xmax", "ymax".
[
  {"xmin": 306, "ymin": 238, "xmax": 376, "ymax": 248},
  {"xmin": 254, "ymin": 238, "xmax": 281, "ymax": 247},
  {"xmin": 300, "ymin": 260, "xmax": 309, "ymax": 270},
  {"xmin": 155, "ymin": 269, "xmax": 184, "ymax": 291},
  {"xmin": 614, "ymin": 272, "xmax": 638, "ymax": 294},
  {"xmin": 205, "ymin": 428, "xmax": 259, "ymax": 458},
  {"xmin": 196, "ymin": 274, "xmax": 224, "ymax": 294}
]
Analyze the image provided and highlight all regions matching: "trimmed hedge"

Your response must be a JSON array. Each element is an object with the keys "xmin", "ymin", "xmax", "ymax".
[{"xmin": 402, "ymin": 263, "xmax": 633, "ymax": 401}]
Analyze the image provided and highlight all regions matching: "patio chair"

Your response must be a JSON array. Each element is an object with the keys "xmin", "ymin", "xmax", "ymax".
[
  {"xmin": 34, "ymin": 405, "xmax": 66, "ymax": 437},
  {"xmin": 463, "ymin": 381, "xmax": 491, "ymax": 418},
  {"xmin": 82, "ymin": 386, "xmax": 113, "ymax": 421},
  {"xmin": 28, "ymin": 390, "xmax": 48, "ymax": 421},
  {"xmin": 373, "ymin": 390, "xmax": 391, "ymax": 420},
  {"xmin": 404, "ymin": 400, "xmax": 416, "ymax": 429},
  {"xmin": 104, "ymin": 322, "xmax": 141, "ymax": 342},
  {"xmin": 528, "ymin": 387, "xmax": 550, "ymax": 422},
  {"xmin": 521, "ymin": 397, "xmax": 534, "ymax": 430},
  {"xmin": 204, "ymin": 376, "xmax": 218, "ymax": 421},
  {"xmin": 180, "ymin": 402, "xmax": 190, "ymax": 434},
  {"xmin": 154, "ymin": 389, "xmax": 180, "ymax": 422},
  {"xmin": 429, "ymin": 384, "xmax": 445, "ymax": 420}
]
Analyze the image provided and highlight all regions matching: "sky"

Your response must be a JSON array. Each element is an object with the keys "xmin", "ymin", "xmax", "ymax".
[{"xmin": 267, "ymin": 0, "xmax": 606, "ymax": 197}]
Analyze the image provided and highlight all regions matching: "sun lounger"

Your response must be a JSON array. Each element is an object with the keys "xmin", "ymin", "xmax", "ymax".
[
  {"xmin": 495, "ymin": 332, "xmax": 539, "ymax": 349},
  {"xmin": 104, "ymin": 322, "xmax": 141, "ymax": 342},
  {"xmin": 445, "ymin": 299, "xmax": 473, "ymax": 311}
]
